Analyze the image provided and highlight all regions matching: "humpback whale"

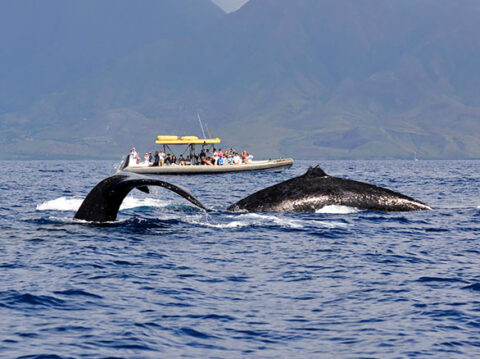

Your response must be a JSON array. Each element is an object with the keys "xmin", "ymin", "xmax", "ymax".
[
  {"xmin": 73, "ymin": 166, "xmax": 430, "ymax": 222},
  {"xmin": 74, "ymin": 172, "xmax": 206, "ymax": 222},
  {"xmin": 227, "ymin": 166, "xmax": 432, "ymax": 213}
]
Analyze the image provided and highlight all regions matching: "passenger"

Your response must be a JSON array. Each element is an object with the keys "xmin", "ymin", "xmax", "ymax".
[
  {"xmin": 213, "ymin": 149, "xmax": 218, "ymax": 165},
  {"xmin": 204, "ymin": 156, "xmax": 214, "ymax": 166},
  {"xmin": 194, "ymin": 155, "xmax": 200, "ymax": 165},
  {"xmin": 217, "ymin": 155, "xmax": 225, "ymax": 165},
  {"xmin": 164, "ymin": 154, "xmax": 172, "ymax": 165},
  {"xmin": 159, "ymin": 150, "xmax": 166, "ymax": 166},
  {"xmin": 246, "ymin": 152, "xmax": 254, "ymax": 163},
  {"xmin": 233, "ymin": 153, "xmax": 241, "ymax": 165},
  {"xmin": 143, "ymin": 153, "xmax": 150, "ymax": 166},
  {"xmin": 217, "ymin": 149, "xmax": 223, "ymax": 161},
  {"xmin": 241, "ymin": 151, "xmax": 247, "ymax": 163},
  {"xmin": 171, "ymin": 155, "xmax": 177, "ymax": 165},
  {"xmin": 130, "ymin": 147, "xmax": 140, "ymax": 164},
  {"xmin": 199, "ymin": 150, "xmax": 206, "ymax": 165},
  {"xmin": 148, "ymin": 151, "xmax": 153, "ymax": 163},
  {"xmin": 179, "ymin": 154, "xmax": 186, "ymax": 166},
  {"xmin": 150, "ymin": 151, "xmax": 160, "ymax": 167}
]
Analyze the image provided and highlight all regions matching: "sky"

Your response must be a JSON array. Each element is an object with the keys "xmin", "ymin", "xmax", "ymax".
[{"xmin": 211, "ymin": 0, "xmax": 249, "ymax": 13}]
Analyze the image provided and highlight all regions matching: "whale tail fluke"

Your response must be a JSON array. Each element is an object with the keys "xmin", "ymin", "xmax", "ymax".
[{"xmin": 74, "ymin": 172, "xmax": 207, "ymax": 222}]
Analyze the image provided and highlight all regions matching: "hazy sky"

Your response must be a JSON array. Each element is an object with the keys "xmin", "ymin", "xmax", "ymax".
[{"xmin": 211, "ymin": 0, "xmax": 249, "ymax": 13}]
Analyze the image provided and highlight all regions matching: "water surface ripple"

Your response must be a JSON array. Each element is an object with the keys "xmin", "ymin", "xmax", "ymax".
[{"xmin": 0, "ymin": 160, "xmax": 479, "ymax": 358}]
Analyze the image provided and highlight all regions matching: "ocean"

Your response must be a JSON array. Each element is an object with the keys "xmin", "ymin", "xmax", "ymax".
[{"xmin": 0, "ymin": 159, "xmax": 479, "ymax": 358}]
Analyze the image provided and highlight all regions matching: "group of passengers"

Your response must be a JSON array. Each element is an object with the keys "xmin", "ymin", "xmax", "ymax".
[{"xmin": 129, "ymin": 147, "xmax": 254, "ymax": 167}]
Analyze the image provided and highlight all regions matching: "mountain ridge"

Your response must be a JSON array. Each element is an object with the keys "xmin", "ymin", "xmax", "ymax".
[{"xmin": 1, "ymin": 0, "xmax": 479, "ymax": 159}]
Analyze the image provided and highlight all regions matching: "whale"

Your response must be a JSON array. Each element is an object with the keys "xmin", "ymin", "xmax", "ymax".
[
  {"xmin": 74, "ymin": 172, "xmax": 207, "ymax": 222},
  {"xmin": 73, "ymin": 166, "xmax": 430, "ymax": 222},
  {"xmin": 227, "ymin": 166, "xmax": 432, "ymax": 213}
]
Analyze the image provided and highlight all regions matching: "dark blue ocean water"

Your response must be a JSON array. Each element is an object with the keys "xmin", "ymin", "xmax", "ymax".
[{"xmin": 0, "ymin": 160, "xmax": 479, "ymax": 358}]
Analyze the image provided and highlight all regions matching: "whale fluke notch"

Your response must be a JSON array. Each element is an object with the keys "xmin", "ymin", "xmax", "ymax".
[
  {"xmin": 137, "ymin": 186, "xmax": 150, "ymax": 194},
  {"xmin": 74, "ymin": 172, "xmax": 207, "ymax": 222}
]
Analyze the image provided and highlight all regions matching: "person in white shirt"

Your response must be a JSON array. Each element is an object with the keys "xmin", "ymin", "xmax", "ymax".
[
  {"xmin": 159, "ymin": 150, "xmax": 166, "ymax": 166},
  {"xmin": 233, "ymin": 153, "xmax": 241, "ymax": 165},
  {"xmin": 143, "ymin": 153, "xmax": 150, "ymax": 166},
  {"xmin": 130, "ymin": 148, "xmax": 140, "ymax": 165}
]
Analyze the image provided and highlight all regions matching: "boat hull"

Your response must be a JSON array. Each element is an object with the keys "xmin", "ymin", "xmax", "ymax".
[{"xmin": 122, "ymin": 158, "xmax": 294, "ymax": 175}]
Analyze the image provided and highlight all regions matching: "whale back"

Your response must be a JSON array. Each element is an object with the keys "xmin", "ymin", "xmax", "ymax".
[
  {"xmin": 227, "ymin": 165, "xmax": 431, "ymax": 212},
  {"xmin": 227, "ymin": 166, "xmax": 330, "ymax": 212}
]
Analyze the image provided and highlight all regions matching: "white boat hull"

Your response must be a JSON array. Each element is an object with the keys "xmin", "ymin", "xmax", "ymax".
[{"xmin": 122, "ymin": 158, "xmax": 294, "ymax": 175}]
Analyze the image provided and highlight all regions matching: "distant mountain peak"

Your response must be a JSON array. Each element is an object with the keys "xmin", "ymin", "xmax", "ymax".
[{"xmin": 211, "ymin": 0, "xmax": 249, "ymax": 13}]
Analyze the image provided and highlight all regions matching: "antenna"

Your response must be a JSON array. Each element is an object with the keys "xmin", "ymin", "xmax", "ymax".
[
  {"xmin": 197, "ymin": 112, "xmax": 206, "ymax": 138},
  {"xmin": 204, "ymin": 122, "xmax": 212, "ymax": 138}
]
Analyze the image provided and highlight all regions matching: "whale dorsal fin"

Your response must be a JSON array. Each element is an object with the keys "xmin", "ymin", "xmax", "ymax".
[{"xmin": 305, "ymin": 165, "xmax": 328, "ymax": 177}]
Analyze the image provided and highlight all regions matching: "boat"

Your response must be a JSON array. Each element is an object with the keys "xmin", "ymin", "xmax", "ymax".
[{"xmin": 118, "ymin": 135, "xmax": 294, "ymax": 175}]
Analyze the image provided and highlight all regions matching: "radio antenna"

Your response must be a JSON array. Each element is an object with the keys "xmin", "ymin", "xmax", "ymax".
[
  {"xmin": 197, "ymin": 112, "xmax": 206, "ymax": 138},
  {"xmin": 204, "ymin": 122, "xmax": 212, "ymax": 138}
]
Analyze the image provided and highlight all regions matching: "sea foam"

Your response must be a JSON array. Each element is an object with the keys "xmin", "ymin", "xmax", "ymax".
[
  {"xmin": 36, "ymin": 196, "xmax": 169, "ymax": 212},
  {"xmin": 315, "ymin": 205, "xmax": 359, "ymax": 214}
]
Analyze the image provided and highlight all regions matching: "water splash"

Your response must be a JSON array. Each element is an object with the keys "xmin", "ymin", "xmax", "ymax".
[
  {"xmin": 185, "ymin": 212, "xmax": 346, "ymax": 230},
  {"xmin": 36, "ymin": 196, "xmax": 170, "ymax": 212},
  {"xmin": 36, "ymin": 197, "xmax": 83, "ymax": 211},
  {"xmin": 315, "ymin": 205, "xmax": 359, "ymax": 214}
]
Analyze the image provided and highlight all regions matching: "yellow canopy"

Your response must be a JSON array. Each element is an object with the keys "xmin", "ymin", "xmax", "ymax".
[{"xmin": 155, "ymin": 135, "xmax": 221, "ymax": 145}]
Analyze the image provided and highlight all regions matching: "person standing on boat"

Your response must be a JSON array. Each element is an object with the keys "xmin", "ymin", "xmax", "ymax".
[
  {"xmin": 164, "ymin": 154, "xmax": 172, "ymax": 165},
  {"xmin": 149, "ymin": 151, "xmax": 159, "ymax": 167},
  {"xmin": 130, "ymin": 148, "xmax": 140, "ymax": 164},
  {"xmin": 143, "ymin": 153, "xmax": 150, "ymax": 166},
  {"xmin": 159, "ymin": 150, "xmax": 165, "ymax": 166},
  {"xmin": 199, "ymin": 149, "xmax": 206, "ymax": 165}
]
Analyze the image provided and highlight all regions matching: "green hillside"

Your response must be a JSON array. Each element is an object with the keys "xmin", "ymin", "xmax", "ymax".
[{"xmin": 1, "ymin": 0, "xmax": 479, "ymax": 159}]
